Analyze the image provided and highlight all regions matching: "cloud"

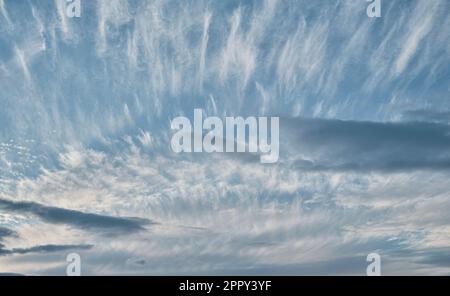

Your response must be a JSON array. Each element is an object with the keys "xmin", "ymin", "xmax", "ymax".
[
  {"xmin": 1, "ymin": 144, "xmax": 450, "ymax": 275},
  {"xmin": 402, "ymin": 109, "xmax": 450, "ymax": 124},
  {"xmin": 0, "ymin": 272, "xmax": 25, "ymax": 276},
  {"xmin": 0, "ymin": 226, "xmax": 17, "ymax": 241},
  {"xmin": 1, "ymin": 0, "xmax": 448, "ymax": 147},
  {"xmin": 0, "ymin": 0, "xmax": 449, "ymax": 276},
  {"xmin": 0, "ymin": 243, "xmax": 93, "ymax": 256},
  {"xmin": 0, "ymin": 198, "xmax": 155, "ymax": 234},
  {"xmin": 393, "ymin": 0, "xmax": 439, "ymax": 76},
  {"xmin": 0, "ymin": 0, "xmax": 11, "ymax": 27},
  {"xmin": 414, "ymin": 248, "xmax": 450, "ymax": 269},
  {"xmin": 283, "ymin": 117, "xmax": 450, "ymax": 172}
]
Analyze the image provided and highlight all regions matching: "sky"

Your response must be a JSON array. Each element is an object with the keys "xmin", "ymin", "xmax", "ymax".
[{"xmin": 0, "ymin": 0, "xmax": 449, "ymax": 275}]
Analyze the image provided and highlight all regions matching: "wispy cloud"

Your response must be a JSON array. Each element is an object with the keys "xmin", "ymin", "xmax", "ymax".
[{"xmin": 393, "ymin": 0, "xmax": 439, "ymax": 76}]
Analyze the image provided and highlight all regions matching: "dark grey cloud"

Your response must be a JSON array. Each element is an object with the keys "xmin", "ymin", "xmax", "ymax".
[
  {"xmin": 0, "ymin": 215, "xmax": 93, "ymax": 263},
  {"xmin": 0, "ymin": 199, "xmax": 156, "ymax": 234},
  {"xmin": 0, "ymin": 273, "xmax": 26, "ymax": 276},
  {"xmin": 416, "ymin": 250, "xmax": 450, "ymax": 269},
  {"xmin": 0, "ymin": 227, "xmax": 18, "ymax": 241},
  {"xmin": 402, "ymin": 109, "xmax": 450, "ymax": 124},
  {"xmin": 0, "ymin": 244, "xmax": 93, "ymax": 256},
  {"xmin": 283, "ymin": 118, "xmax": 450, "ymax": 172}
]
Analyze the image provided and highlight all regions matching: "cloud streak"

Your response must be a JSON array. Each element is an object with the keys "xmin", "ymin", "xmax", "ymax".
[
  {"xmin": 0, "ymin": 226, "xmax": 17, "ymax": 241},
  {"xmin": 0, "ymin": 243, "xmax": 93, "ymax": 256},
  {"xmin": 0, "ymin": 198, "xmax": 155, "ymax": 234}
]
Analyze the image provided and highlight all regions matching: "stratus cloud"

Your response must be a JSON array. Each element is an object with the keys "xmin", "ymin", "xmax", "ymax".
[
  {"xmin": 283, "ymin": 118, "xmax": 450, "ymax": 172},
  {"xmin": 0, "ymin": 198, "xmax": 155, "ymax": 234}
]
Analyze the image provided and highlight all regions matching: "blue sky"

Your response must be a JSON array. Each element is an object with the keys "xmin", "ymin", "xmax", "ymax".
[{"xmin": 0, "ymin": 0, "xmax": 449, "ymax": 275}]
